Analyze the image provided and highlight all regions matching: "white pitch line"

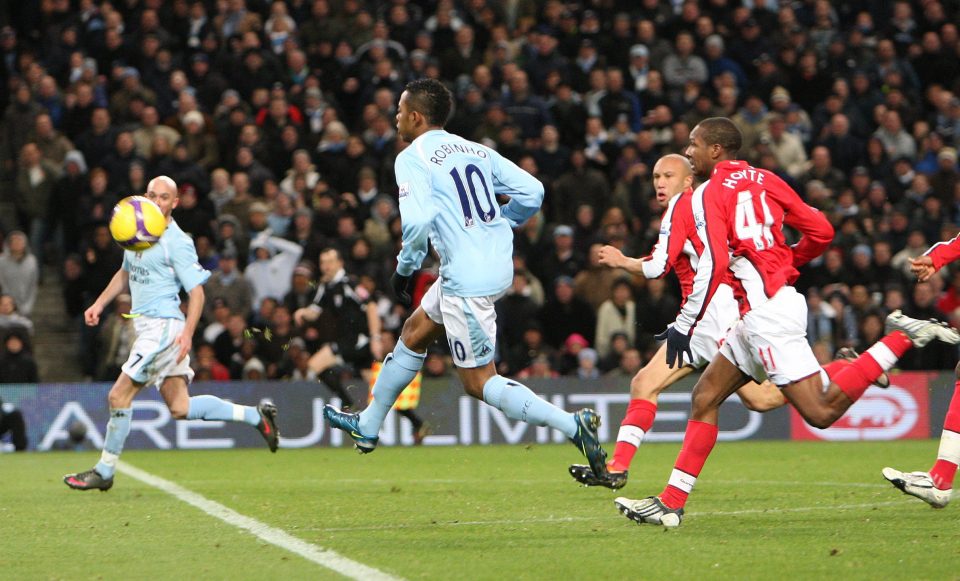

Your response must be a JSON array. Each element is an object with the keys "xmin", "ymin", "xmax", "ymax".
[{"xmin": 117, "ymin": 461, "xmax": 403, "ymax": 581}]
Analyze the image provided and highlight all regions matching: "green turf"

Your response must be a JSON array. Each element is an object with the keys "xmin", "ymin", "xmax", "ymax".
[{"xmin": 4, "ymin": 440, "xmax": 959, "ymax": 580}]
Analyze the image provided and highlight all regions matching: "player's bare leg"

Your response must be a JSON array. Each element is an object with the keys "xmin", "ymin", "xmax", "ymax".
[
  {"xmin": 324, "ymin": 308, "xmax": 442, "ymax": 453},
  {"xmin": 787, "ymin": 311, "xmax": 960, "ymax": 429},
  {"xmin": 616, "ymin": 354, "xmax": 748, "ymax": 526},
  {"xmin": 735, "ymin": 381, "xmax": 786, "ymax": 411}
]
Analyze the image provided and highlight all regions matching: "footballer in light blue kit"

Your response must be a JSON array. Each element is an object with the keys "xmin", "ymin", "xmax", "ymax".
[
  {"xmin": 65, "ymin": 176, "xmax": 280, "ymax": 492},
  {"xmin": 324, "ymin": 79, "xmax": 609, "ymax": 479}
]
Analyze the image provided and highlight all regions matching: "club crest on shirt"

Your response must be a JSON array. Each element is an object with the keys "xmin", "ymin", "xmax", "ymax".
[{"xmin": 399, "ymin": 182, "xmax": 410, "ymax": 199}]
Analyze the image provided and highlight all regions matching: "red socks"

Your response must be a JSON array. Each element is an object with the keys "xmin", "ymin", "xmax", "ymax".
[
  {"xmin": 930, "ymin": 381, "xmax": 960, "ymax": 490},
  {"xmin": 659, "ymin": 420, "xmax": 719, "ymax": 509},
  {"xmin": 832, "ymin": 332, "xmax": 912, "ymax": 402},
  {"xmin": 610, "ymin": 399, "xmax": 657, "ymax": 472}
]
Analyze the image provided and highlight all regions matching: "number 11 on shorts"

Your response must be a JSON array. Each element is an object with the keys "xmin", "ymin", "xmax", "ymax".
[{"xmin": 757, "ymin": 345, "xmax": 776, "ymax": 371}]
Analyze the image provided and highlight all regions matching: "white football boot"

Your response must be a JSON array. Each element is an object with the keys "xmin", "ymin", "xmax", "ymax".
[{"xmin": 882, "ymin": 467, "xmax": 952, "ymax": 509}]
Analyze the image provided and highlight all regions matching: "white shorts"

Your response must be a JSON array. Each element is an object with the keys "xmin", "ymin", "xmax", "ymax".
[
  {"xmin": 718, "ymin": 285, "xmax": 821, "ymax": 386},
  {"xmin": 122, "ymin": 316, "xmax": 195, "ymax": 389},
  {"xmin": 688, "ymin": 283, "xmax": 739, "ymax": 369},
  {"xmin": 420, "ymin": 281, "xmax": 500, "ymax": 369}
]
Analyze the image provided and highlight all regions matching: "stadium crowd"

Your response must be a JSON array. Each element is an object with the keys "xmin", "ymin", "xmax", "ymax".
[{"xmin": 0, "ymin": 0, "xmax": 959, "ymax": 386}]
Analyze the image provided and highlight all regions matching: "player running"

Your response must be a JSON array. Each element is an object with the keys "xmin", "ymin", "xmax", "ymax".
[
  {"xmin": 64, "ymin": 176, "xmax": 279, "ymax": 492},
  {"xmin": 322, "ymin": 79, "xmax": 608, "ymax": 476},
  {"xmin": 615, "ymin": 118, "xmax": 960, "ymax": 526},
  {"xmin": 882, "ymin": 236, "xmax": 960, "ymax": 508},
  {"xmin": 569, "ymin": 154, "xmax": 786, "ymax": 490}
]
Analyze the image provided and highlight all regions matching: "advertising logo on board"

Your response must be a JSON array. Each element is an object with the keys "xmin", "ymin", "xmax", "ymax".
[{"xmin": 790, "ymin": 373, "xmax": 930, "ymax": 441}]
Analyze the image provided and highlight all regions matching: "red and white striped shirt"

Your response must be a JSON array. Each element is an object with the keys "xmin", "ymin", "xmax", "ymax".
[{"xmin": 642, "ymin": 186, "xmax": 730, "ymax": 335}]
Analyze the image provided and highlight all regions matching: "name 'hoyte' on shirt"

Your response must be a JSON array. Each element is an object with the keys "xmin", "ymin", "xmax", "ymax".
[
  {"xmin": 721, "ymin": 168, "xmax": 765, "ymax": 189},
  {"xmin": 429, "ymin": 141, "xmax": 489, "ymax": 166}
]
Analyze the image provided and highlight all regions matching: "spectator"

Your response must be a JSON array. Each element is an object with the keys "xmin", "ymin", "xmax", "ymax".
[
  {"xmin": 15, "ymin": 144, "xmax": 60, "ymax": 268},
  {"xmin": 759, "ymin": 113, "xmax": 807, "ymax": 179},
  {"xmin": 30, "ymin": 113, "xmax": 74, "ymax": 166},
  {"xmin": 874, "ymin": 109, "xmax": 917, "ymax": 160},
  {"xmin": 496, "ymin": 270, "xmax": 541, "ymax": 353},
  {"xmin": 0, "ymin": 329, "xmax": 38, "ymax": 383},
  {"xmin": 202, "ymin": 298, "xmax": 233, "ymax": 344},
  {"xmin": 661, "ymin": 32, "xmax": 707, "ymax": 100},
  {"xmin": 532, "ymin": 225, "xmax": 579, "ymax": 290},
  {"xmin": 576, "ymin": 347, "xmax": 600, "ymax": 380},
  {"xmin": 0, "ymin": 397, "xmax": 28, "ymax": 451},
  {"xmin": 0, "ymin": 232, "xmax": 38, "ymax": 317},
  {"xmin": 574, "ymin": 243, "xmax": 621, "ymax": 311},
  {"xmin": 204, "ymin": 248, "xmax": 251, "ymax": 322},
  {"xmin": 604, "ymin": 347, "xmax": 643, "ymax": 379},
  {"xmin": 552, "ymin": 150, "xmax": 609, "ymax": 224},
  {"xmin": 594, "ymin": 277, "xmax": 637, "ymax": 358},
  {"xmin": 0, "ymin": 295, "xmax": 33, "ymax": 335}
]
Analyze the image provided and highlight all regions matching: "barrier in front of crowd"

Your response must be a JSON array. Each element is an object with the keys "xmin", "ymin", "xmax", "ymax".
[{"xmin": 0, "ymin": 372, "xmax": 953, "ymax": 451}]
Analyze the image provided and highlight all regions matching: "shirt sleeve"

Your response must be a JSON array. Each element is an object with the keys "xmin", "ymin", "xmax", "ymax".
[
  {"xmin": 925, "ymin": 234, "xmax": 960, "ymax": 271},
  {"xmin": 641, "ymin": 194, "xmax": 686, "ymax": 279},
  {"xmin": 395, "ymin": 151, "xmax": 438, "ymax": 277},
  {"xmin": 673, "ymin": 182, "xmax": 728, "ymax": 336},
  {"xmin": 489, "ymin": 147, "xmax": 545, "ymax": 228},
  {"xmin": 766, "ymin": 171, "xmax": 834, "ymax": 268},
  {"xmin": 171, "ymin": 235, "xmax": 211, "ymax": 292}
]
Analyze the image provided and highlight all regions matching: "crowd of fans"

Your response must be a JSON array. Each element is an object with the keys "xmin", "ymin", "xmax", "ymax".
[{"xmin": 1, "ymin": 0, "xmax": 960, "ymax": 385}]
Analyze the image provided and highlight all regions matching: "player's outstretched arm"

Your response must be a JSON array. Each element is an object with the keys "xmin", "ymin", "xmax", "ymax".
[
  {"xmin": 489, "ymin": 148, "xmax": 544, "ymax": 227},
  {"xmin": 84, "ymin": 269, "xmax": 129, "ymax": 326},
  {"xmin": 768, "ymin": 171, "xmax": 834, "ymax": 267},
  {"xmin": 915, "ymin": 234, "xmax": 960, "ymax": 280},
  {"xmin": 598, "ymin": 245, "xmax": 643, "ymax": 273}
]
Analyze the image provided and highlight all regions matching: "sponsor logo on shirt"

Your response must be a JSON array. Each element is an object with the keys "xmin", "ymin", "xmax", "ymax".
[
  {"xmin": 694, "ymin": 211, "xmax": 705, "ymax": 230},
  {"xmin": 399, "ymin": 182, "xmax": 410, "ymax": 199}
]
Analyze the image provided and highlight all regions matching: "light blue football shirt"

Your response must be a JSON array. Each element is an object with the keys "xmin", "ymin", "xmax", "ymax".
[
  {"xmin": 123, "ymin": 219, "xmax": 211, "ymax": 319},
  {"xmin": 394, "ymin": 129, "xmax": 544, "ymax": 297}
]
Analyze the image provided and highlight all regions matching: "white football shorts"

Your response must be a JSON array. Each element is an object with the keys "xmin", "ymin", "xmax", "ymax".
[
  {"xmin": 122, "ymin": 315, "xmax": 195, "ymax": 389},
  {"xmin": 687, "ymin": 283, "xmax": 740, "ymax": 369},
  {"xmin": 420, "ymin": 279, "xmax": 501, "ymax": 369},
  {"xmin": 719, "ymin": 285, "xmax": 821, "ymax": 386}
]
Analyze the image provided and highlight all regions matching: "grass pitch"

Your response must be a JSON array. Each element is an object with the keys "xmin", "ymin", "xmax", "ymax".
[{"xmin": 4, "ymin": 440, "xmax": 959, "ymax": 580}]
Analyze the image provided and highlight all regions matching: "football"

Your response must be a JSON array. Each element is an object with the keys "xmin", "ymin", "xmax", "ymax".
[{"xmin": 109, "ymin": 195, "xmax": 167, "ymax": 251}]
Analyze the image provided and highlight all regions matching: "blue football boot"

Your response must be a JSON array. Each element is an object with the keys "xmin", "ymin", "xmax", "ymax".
[
  {"xmin": 570, "ymin": 408, "xmax": 608, "ymax": 478},
  {"xmin": 323, "ymin": 404, "xmax": 379, "ymax": 453}
]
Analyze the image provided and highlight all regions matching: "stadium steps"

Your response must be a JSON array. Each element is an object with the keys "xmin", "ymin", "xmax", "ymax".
[{"xmin": 31, "ymin": 266, "xmax": 85, "ymax": 382}]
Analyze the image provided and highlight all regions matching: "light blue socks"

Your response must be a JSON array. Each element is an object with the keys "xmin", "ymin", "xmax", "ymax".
[
  {"xmin": 93, "ymin": 397, "xmax": 260, "ymax": 479},
  {"xmin": 482, "ymin": 375, "xmax": 577, "ymax": 438},
  {"xmin": 358, "ymin": 339, "xmax": 425, "ymax": 436},
  {"xmin": 95, "ymin": 408, "xmax": 132, "ymax": 479},
  {"xmin": 187, "ymin": 395, "xmax": 260, "ymax": 425}
]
